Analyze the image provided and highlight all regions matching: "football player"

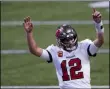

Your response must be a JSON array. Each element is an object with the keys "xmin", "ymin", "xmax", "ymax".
[{"xmin": 23, "ymin": 9, "xmax": 104, "ymax": 89}]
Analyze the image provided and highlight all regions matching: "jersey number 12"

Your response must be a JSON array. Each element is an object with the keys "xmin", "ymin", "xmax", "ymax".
[{"xmin": 61, "ymin": 58, "xmax": 84, "ymax": 81}]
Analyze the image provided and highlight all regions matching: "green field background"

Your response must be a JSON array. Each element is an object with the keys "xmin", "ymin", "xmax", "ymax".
[{"xmin": 1, "ymin": 1, "xmax": 109, "ymax": 85}]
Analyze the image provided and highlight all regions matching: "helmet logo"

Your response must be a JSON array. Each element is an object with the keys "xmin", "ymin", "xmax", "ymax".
[{"xmin": 56, "ymin": 29, "xmax": 61, "ymax": 38}]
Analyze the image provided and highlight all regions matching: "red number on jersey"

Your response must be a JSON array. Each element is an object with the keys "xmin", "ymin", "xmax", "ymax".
[
  {"xmin": 61, "ymin": 58, "xmax": 84, "ymax": 81},
  {"xmin": 61, "ymin": 60, "xmax": 69, "ymax": 81}
]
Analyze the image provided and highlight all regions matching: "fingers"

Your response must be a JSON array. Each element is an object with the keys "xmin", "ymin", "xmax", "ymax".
[
  {"xmin": 92, "ymin": 8, "xmax": 102, "ymax": 23},
  {"xmin": 23, "ymin": 16, "xmax": 33, "ymax": 32},
  {"xmin": 24, "ymin": 16, "xmax": 31, "ymax": 23},
  {"xmin": 93, "ymin": 12, "xmax": 101, "ymax": 18},
  {"xmin": 97, "ymin": 13, "xmax": 101, "ymax": 18},
  {"xmin": 92, "ymin": 8, "xmax": 101, "ymax": 17},
  {"xmin": 23, "ymin": 16, "xmax": 32, "ymax": 27},
  {"xmin": 93, "ymin": 8, "xmax": 96, "ymax": 13},
  {"xmin": 27, "ymin": 16, "xmax": 31, "ymax": 22}
]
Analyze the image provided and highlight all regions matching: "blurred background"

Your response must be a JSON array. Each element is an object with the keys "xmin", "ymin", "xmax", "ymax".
[{"xmin": 1, "ymin": 0, "xmax": 109, "ymax": 87}]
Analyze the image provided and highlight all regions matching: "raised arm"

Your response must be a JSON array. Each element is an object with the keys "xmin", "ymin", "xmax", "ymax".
[
  {"xmin": 92, "ymin": 8, "xmax": 104, "ymax": 47},
  {"xmin": 23, "ymin": 16, "xmax": 43, "ymax": 57},
  {"xmin": 85, "ymin": 9, "xmax": 104, "ymax": 56}
]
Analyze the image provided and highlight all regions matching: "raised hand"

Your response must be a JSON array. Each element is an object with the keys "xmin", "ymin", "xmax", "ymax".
[
  {"xmin": 23, "ymin": 16, "xmax": 33, "ymax": 33},
  {"xmin": 92, "ymin": 8, "xmax": 102, "ymax": 23}
]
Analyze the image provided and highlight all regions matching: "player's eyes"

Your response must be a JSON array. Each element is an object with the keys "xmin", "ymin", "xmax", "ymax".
[
  {"xmin": 61, "ymin": 39, "xmax": 69, "ymax": 43},
  {"xmin": 61, "ymin": 36, "xmax": 75, "ymax": 43}
]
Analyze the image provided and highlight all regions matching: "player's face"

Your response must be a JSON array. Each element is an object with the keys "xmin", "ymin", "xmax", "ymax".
[
  {"xmin": 61, "ymin": 37, "xmax": 74, "ymax": 48},
  {"xmin": 60, "ymin": 36, "xmax": 77, "ymax": 51}
]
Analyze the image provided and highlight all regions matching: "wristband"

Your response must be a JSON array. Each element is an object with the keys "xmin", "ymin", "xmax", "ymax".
[{"xmin": 94, "ymin": 21, "xmax": 104, "ymax": 33}]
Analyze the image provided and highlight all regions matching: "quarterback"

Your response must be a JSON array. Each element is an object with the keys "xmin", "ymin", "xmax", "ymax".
[{"xmin": 23, "ymin": 9, "xmax": 104, "ymax": 89}]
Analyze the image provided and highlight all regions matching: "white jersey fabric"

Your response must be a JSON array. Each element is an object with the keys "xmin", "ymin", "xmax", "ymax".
[{"xmin": 40, "ymin": 39, "xmax": 98, "ymax": 89}]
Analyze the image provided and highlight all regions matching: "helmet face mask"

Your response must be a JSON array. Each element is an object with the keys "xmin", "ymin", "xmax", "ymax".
[{"xmin": 56, "ymin": 24, "xmax": 78, "ymax": 52}]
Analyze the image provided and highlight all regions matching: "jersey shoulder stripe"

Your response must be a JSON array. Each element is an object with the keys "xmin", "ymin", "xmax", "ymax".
[
  {"xmin": 87, "ymin": 44, "xmax": 97, "ymax": 57},
  {"xmin": 46, "ymin": 50, "xmax": 53, "ymax": 63}
]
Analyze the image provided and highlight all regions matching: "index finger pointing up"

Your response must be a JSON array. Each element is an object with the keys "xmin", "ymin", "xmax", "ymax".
[{"xmin": 93, "ymin": 8, "xmax": 96, "ymax": 13}]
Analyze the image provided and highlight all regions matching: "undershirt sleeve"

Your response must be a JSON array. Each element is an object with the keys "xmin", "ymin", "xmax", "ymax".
[
  {"xmin": 81, "ymin": 39, "xmax": 99, "ymax": 57},
  {"xmin": 40, "ymin": 49, "xmax": 50, "ymax": 61},
  {"xmin": 87, "ymin": 42, "xmax": 98, "ymax": 57},
  {"xmin": 40, "ymin": 49, "xmax": 53, "ymax": 63}
]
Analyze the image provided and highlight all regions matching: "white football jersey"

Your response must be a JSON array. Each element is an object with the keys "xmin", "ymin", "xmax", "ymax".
[{"xmin": 41, "ymin": 39, "xmax": 98, "ymax": 89}]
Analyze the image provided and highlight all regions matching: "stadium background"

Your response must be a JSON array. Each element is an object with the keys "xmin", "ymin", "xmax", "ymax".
[{"xmin": 1, "ymin": 0, "xmax": 109, "ymax": 87}]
